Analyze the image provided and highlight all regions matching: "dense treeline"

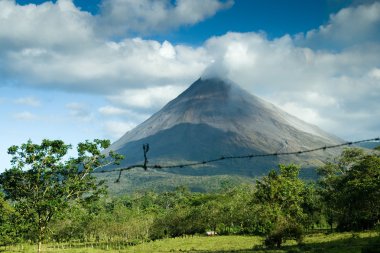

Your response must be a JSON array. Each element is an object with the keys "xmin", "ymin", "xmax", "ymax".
[{"xmin": 0, "ymin": 139, "xmax": 379, "ymax": 250}]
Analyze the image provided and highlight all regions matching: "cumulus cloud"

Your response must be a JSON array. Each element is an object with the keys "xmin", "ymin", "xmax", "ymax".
[
  {"xmin": 0, "ymin": 0, "xmax": 379, "ymax": 141},
  {"xmin": 98, "ymin": 0, "xmax": 234, "ymax": 36},
  {"xmin": 0, "ymin": 1, "xmax": 212, "ymax": 93},
  {"xmin": 199, "ymin": 30, "xmax": 380, "ymax": 139},
  {"xmin": 0, "ymin": 0, "xmax": 94, "ymax": 50},
  {"xmin": 3, "ymin": 37, "xmax": 209, "ymax": 93},
  {"xmin": 296, "ymin": 2, "xmax": 380, "ymax": 50}
]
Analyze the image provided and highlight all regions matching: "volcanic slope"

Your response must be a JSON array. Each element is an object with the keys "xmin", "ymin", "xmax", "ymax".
[{"xmin": 108, "ymin": 77, "xmax": 343, "ymax": 177}]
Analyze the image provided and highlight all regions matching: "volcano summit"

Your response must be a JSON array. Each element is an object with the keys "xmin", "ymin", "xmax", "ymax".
[{"xmin": 108, "ymin": 77, "xmax": 342, "ymax": 176}]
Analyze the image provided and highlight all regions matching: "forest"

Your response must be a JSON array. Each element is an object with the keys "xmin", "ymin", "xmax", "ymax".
[{"xmin": 0, "ymin": 139, "xmax": 379, "ymax": 252}]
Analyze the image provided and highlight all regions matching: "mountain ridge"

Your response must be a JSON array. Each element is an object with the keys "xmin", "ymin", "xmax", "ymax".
[{"xmin": 108, "ymin": 77, "xmax": 343, "ymax": 176}]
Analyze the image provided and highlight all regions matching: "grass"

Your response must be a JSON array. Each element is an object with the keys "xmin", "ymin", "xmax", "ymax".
[
  {"xmin": 127, "ymin": 235, "xmax": 262, "ymax": 252},
  {"xmin": 1, "ymin": 231, "xmax": 379, "ymax": 253}
]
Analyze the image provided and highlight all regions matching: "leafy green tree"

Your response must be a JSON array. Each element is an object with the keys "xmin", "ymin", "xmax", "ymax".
[
  {"xmin": 253, "ymin": 164, "xmax": 317, "ymax": 248},
  {"xmin": 49, "ymin": 202, "xmax": 89, "ymax": 242},
  {"xmin": 0, "ymin": 192, "xmax": 20, "ymax": 246},
  {"xmin": 151, "ymin": 202, "xmax": 203, "ymax": 238},
  {"xmin": 318, "ymin": 148, "xmax": 380, "ymax": 231},
  {"xmin": 220, "ymin": 184, "xmax": 256, "ymax": 234},
  {"xmin": 200, "ymin": 198, "xmax": 222, "ymax": 233},
  {"xmin": 0, "ymin": 139, "xmax": 123, "ymax": 252}
]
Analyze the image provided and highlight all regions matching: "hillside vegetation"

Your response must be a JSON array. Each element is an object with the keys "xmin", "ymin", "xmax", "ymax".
[
  {"xmin": 98, "ymin": 169, "xmax": 255, "ymax": 195},
  {"xmin": 0, "ymin": 139, "xmax": 379, "ymax": 253}
]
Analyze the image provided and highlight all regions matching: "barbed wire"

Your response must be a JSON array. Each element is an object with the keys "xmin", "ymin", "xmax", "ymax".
[{"xmin": 93, "ymin": 137, "xmax": 380, "ymax": 183}]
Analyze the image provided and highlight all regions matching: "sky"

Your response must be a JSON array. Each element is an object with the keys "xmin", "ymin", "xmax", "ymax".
[{"xmin": 0, "ymin": 0, "xmax": 379, "ymax": 171}]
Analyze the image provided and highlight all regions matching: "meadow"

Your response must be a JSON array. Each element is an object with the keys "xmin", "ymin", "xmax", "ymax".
[{"xmin": 1, "ymin": 231, "xmax": 379, "ymax": 253}]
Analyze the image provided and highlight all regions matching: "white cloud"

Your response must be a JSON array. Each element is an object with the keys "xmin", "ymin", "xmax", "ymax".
[
  {"xmin": 280, "ymin": 102, "xmax": 333, "ymax": 129},
  {"xmin": 199, "ymin": 29, "xmax": 380, "ymax": 139},
  {"xmin": 0, "ymin": 0, "xmax": 379, "ymax": 142},
  {"xmin": 0, "ymin": 0, "xmax": 94, "ymax": 50},
  {"xmin": 13, "ymin": 111, "xmax": 38, "ymax": 121},
  {"xmin": 296, "ymin": 2, "xmax": 380, "ymax": 50},
  {"xmin": 103, "ymin": 120, "xmax": 136, "ymax": 139},
  {"xmin": 108, "ymin": 85, "xmax": 187, "ymax": 111},
  {"xmin": 14, "ymin": 96, "xmax": 41, "ymax": 107},
  {"xmin": 98, "ymin": 105, "xmax": 128, "ymax": 116},
  {"xmin": 98, "ymin": 0, "xmax": 234, "ymax": 36},
  {"xmin": 159, "ymin": 40, "xmax": 176, "ymax": 59},
  {"xmin": 3, "ymin": 37, "xmax": 209, "ymax": 93},
  {"xmin": 0, "ymin": 1, "xmax": 212, "ymax": 93}
]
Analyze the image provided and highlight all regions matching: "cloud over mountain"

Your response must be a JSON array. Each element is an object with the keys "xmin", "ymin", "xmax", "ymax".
[{"xmin": 0, "ymin": 0, "xmax": 378, "ymax": 143}]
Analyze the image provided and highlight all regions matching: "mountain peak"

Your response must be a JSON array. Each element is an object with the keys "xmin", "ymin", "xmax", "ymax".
[
  {"xmin": 191, "ymin": 77, "xmax": 234, "ymax": 91},
  {"xmin": 109, "ymin": 77, "xmax": 342, "ymax": 176},
  {"xmin": 176, "ymin": 77, "xmax": 235, "ymax": 100},
  {"xmin": 164, "ymin": 76, "xmax": 259, "ymax": 115}
]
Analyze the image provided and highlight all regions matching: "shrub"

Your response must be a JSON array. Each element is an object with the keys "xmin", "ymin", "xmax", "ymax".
[{"xmin": 264, "ymin": 221, "xmax": 304, "ymax": 248}]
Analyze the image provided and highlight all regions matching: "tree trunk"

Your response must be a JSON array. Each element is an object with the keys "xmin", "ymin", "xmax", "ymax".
[
  {"xmin": 37, "ymin": 225, "xmax": 45, "ymax": 253},
  {"xmin": 38, "ymin": 241, "xmax": 42, "ymax": 253}
]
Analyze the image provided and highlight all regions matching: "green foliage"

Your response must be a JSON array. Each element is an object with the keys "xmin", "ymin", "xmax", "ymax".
[
  {"xmin": 318, "ymin": 148, "xmax": 380, "ymax": 231},
  {"xmin": 0, "ymin": 192, "xmax": 20, "ymax": 246},
  {"xmin": 264, "ymin": 219, "xmax": 304, "ymax": 248},
  {"xmin": 253, "ymin": 164, "xmax": 320, "ymax": 247},
  {"xmin": 98, "ymin": 169, "xmax": 254, "ymax": 195},
  {"xmin": 1, "ymin": 144, "xmax": 379, "ymax": 251},
  {"xmin": 150, "ymin": 187, "xmax": 207, "ymax": 239},
  {"xmin": 0, "ymin": 139, "xmax": 123, "ymax": 252}
]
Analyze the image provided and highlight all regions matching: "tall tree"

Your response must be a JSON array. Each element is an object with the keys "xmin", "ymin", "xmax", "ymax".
[
  {"xmin": 0, "ymin": 139, "xmax": 123, "ymax": 253},
  {"xmin": 318, "ymin": 148, "xmax": 380, "ymax": 231},
  {"xmin": 253, "ymin": 164, "xmax": 317, "ymax": 248}
]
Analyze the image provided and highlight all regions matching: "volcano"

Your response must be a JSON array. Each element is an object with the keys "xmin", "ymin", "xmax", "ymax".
[{"xmin": 108, "ymin": 77, "xmax": 343, "ymax": 177}]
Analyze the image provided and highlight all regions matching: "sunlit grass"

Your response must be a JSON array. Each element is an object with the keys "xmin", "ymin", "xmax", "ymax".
[
  {"xmin": 1, "ymin": 231, "xmax": 379, "ymax": 253},
  {"xmin": 126, "ymin": 235, "xmax": 262, "ymax": 252}
]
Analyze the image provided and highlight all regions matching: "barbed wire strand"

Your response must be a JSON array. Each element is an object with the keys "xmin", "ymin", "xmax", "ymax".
[{"xmin": 94, "ymin": 137, "xmax": 380, "ymax": 183}]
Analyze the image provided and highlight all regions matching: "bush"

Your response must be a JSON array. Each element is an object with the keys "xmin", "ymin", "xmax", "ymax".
[{"xmin": 264, "ymin": 221, "xmax": 304, "ymax": 248}]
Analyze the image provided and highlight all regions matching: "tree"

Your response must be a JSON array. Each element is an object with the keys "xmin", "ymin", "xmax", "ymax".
[
  {"xmin": 253, "ymin": 164, "xmax": 317, "ymax": 248},
  {"xmin": 318, "ymin": 148, "xmax": 380, "ymax": 231},
  {"xmin": 0, "ymin": 139, "xmax": 123, "ymax": 253},
  {"xmin": 0, "ymin": 192, "xmax": 20, "ymax": 246}
]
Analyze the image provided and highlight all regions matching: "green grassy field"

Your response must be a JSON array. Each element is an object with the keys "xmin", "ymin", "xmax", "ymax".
[{"xmin": 1, "ymin": 231, "xmax": 379, "ymax": 253}]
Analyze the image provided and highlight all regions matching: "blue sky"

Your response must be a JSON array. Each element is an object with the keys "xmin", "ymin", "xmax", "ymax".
[{"xmin": 1, "ymin": 0, "xmax": 380, "ymax": 171}]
